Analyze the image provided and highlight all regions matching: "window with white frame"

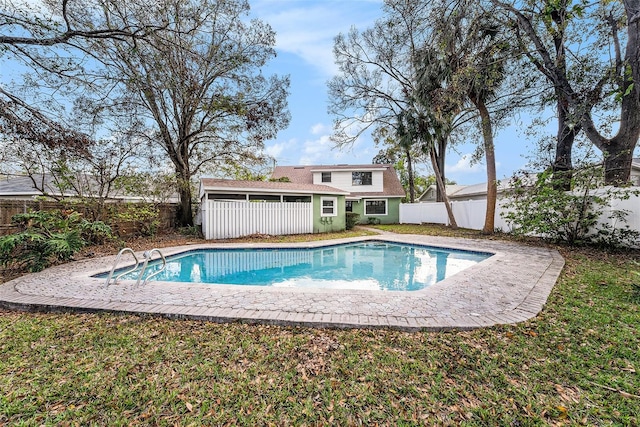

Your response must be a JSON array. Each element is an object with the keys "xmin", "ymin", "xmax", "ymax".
[
  {"xmin": 365, "ymin": 199, "xmax": 387, "ymax": 215},
  {"xmin": 352, "ymin": 171, "xmax": 372, "ymax": 185},
  {"xmin": 321, "ymin": 197, "xmax": 337, "ymax": 216},
  {"xmin": 321, "ymin": 172, "xmax": 331, "ymax": 183}
]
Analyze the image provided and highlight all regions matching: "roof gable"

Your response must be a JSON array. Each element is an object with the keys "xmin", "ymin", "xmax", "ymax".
[{"xmin": 271, "ymin": 164, "xmax": 405, "ymax": 198}]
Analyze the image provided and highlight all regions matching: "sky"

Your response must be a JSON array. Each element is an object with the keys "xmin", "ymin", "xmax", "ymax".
[
  {"xmin": 2, "ymin": 0, "xmax": 616, "ymax": 187},
  {"xmin": 248, "ymin": 0, "xmax": 535, "ymax": 186}
]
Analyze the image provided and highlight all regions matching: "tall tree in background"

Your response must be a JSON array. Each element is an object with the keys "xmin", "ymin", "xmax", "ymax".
[
  {"xmin": 85, "ymin": 0, "xmax": 290, "ymax": 225},
  {"xmin": 0, "ymin": 0, "xmax": 163, "ymax": 157},
  {"xmin": 493, "ymin": 0, "xmax": 640, "ymax": 186},
  {"xmin": 329, "ymin": 0, "xmax": 455, "ymax": 203},
  {"xmin": 433, "ymin": 1, "xmax": 510, "ymax": 234}
]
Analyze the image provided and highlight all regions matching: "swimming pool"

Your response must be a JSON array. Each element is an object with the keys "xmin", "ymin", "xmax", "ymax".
[{"xmin": 100, "ymin": 241, "xmax": 491, "ymax": 291}]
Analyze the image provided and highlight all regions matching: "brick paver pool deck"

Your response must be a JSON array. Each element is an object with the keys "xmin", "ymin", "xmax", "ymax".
[{"xmin": 0, "ymin": 234, "xmax": 564, "ymax": 331}]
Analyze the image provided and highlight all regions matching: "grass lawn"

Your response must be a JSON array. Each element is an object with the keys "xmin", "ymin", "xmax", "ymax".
[{"xmin": 1, "ymin": 225, "xmax": 639, "ymax": 425}]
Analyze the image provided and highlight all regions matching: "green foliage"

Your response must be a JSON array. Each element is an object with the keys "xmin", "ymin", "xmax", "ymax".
[
  {"xmin": 177, "ymin": 225, "xmax": 202, "ymax": 238},
  {"xmin": 502, "ymin": 169, "xmax": 639, "ymax": 247},
  {"xmin": 345, "ymin": 212, "xmax": 361, "ymax": 230},
  {"xmin": 269, "ymin": 176, "xmax": 291, "ymax": 182},
  {"xmin": 108, "ymin": 203, "xmax": 161, "ymax": 237},
  {"xmin": 367, "ymin": 217, "xmax": 381, "ymax": 225},
  {"xmin": 0, "ymin": 210, "xmax": 114, "ymax": 272}
]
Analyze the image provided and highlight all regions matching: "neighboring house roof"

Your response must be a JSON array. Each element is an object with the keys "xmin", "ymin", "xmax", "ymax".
[
  {"xmin": 271, "ymin": 164, "xmax": 406, "ymax": 198},
  {"xmin": 200, "ymin": 178, "xmax": 350, "ymax": 195},
  {"xmin": 417, "ymin": 184, "xmax": 467, "ymax": 202},
  {"xmin": 0, "ymin": 174, "xmax": 80, "ymax": 198},
  {"xmin": 448, "ymin": 180, "xmax": 514, "ymax": 200},
  {"xmin": 0, "ymin": 173, "xmax": 178, "ymax": 202}
]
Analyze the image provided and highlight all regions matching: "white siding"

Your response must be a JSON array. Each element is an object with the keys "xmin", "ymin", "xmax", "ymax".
[
  {"xmin": 202, "ymin": 200, "xmax": 313, "ymax": 239},
  {"xmin": 312, "ymin": 170, "xmax": 384, "ymax": 193}
]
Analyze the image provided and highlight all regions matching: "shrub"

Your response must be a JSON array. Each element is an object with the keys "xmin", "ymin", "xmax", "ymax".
[
  {"xmin": 0, "ymin": 210, "xmax": 114, "ymax": 273},
  {"xmin": 108, "ymin": 203, "xmax": 161, "ymax": 237},
  {"xmin": 345, "ymin": 212, "xmax": 361, "ymax": 230},
  {"xmin": 367, "ymin": 217, "xmax": 381, "ymax": 225},
  {"xmin": 502, "ymin": 168, "xmax": 639, "ymax": 247}
]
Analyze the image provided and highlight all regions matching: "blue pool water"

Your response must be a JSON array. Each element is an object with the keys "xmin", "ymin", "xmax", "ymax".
[{"xmin": 101, "ymin": 242, "xmax": 490, "ymax": 291}]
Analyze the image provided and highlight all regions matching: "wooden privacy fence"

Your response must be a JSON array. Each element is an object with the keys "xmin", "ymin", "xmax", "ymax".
[
  {"xmin": 202, "ymin": 200, "xmax": 313, "ymax": 239},
  {"xmin": 0, "ymin": 199, "xmax": 179, "ymax": 236}
]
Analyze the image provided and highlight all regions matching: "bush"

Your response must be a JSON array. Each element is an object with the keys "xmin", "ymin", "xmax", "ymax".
[
  {"xmin": 367, "ymin": 217, "xmax": 381, "ymax": 225},
  {"xmin": 0, "ymin": 210, "xmax": 114, "ymax": 273},
  {"xmin": 108, "ymin": 203, "xmax": 161, "ymax": 237},
  {"xmin": 345, "ymin": 212, "xmax": 361, "ymax": 230},
  {"xmin": 502, "ymin": 169, "xmax": 639, "ymax": 247}
]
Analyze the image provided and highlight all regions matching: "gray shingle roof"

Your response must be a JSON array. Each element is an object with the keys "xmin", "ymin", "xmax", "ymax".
[{"xmin": 200, "ymin": 178, "xmax": 349, "ymax": 195}]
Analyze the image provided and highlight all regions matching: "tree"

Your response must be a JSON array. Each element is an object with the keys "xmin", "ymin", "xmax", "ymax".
[
  {"xmin": 0, "ymin": 0, "xmax": 160, "ymax": 46},
  {"xmin": 1, "ymin": 0, "xmax": 165, "ymax": 157},
  {"xmin": 83, "ymin": 0, "xmax": 290, "ymax": 226},
  {"xmin": 493, "ymin": 0, "xmax": 640, "ymax": 186},
  {"xmin": 432, "ymin": 1, "xmax": 510, "ymax": 234},
  {"xmin": 328, "ymin": 0, "xmax": 454, "ymax": 202}
]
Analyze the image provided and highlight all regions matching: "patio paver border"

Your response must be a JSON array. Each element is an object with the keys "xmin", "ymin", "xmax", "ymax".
[{"xmin": 0, "ymin": 235, "xmax": 564, "ymax": 331}]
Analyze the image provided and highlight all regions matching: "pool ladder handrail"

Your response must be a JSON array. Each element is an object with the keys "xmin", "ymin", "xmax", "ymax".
[
  {"xmin": 105, "ymin": 247, "xmax": 167, "ymax": 286},
  {"xmin": 137, "ymin": 248, "xmax": 167, "ymax": 285},
  {"xmin": 104, "ymin": 248, "xmax": 140, "ymax": 286}
]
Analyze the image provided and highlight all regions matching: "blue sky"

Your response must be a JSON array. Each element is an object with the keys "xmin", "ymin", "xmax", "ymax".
[
  {"xmin": 249, "ymin": 0, "xmax": 536, "ymax": 185},
  {"xmin": 0, "ymin": 0, "xmax": 562, "ymax": 186}
]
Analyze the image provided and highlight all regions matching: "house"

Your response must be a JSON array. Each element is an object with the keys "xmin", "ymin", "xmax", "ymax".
[
  {"xmin": 0, "ymin": 173, "xmax": 178, "ymax": 202},
  {"xmin": 197, "ymin": 164, "xmax": 405, "ymax": 239},
  {"xmin": 417, "ymin": 185, "xmax": 467, "ymax": 203},
  {"xmin": 271, "ymin": 164, "xmax": 406, "ymax": 224},
  {"xmin": 421, "ymin": 161, "xmax": 640, "ymax": 204}
]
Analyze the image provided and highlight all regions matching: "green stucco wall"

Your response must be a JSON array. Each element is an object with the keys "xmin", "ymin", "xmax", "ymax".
[
  {"xmin": 351, "ymin": 197, "xmax": 401, "ymax": 225},
  {"xmin": 312, "ymin": 194, "xmax": 346, "ymax": 233}
]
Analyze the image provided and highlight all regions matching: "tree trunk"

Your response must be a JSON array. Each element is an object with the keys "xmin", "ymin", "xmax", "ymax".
[
  {"xmin": 405, "ymin": 147, "xmax": 415, "ymax": 202},
  {"xmin": 603, "ymin": 144, "xmax": 634, "ymax": 185},
  {"xmin": 552, "ymin": 97, "xmax": 579, "ymax": 190},
  {"xmin": 177, "ymin": 184, "xmax": 194, "ymax": 227},
  {"xmin": 470, "ymin": 95, "xmax": 497, "ymax": 234},
  {"xmin": 175, "ymin": 165, "xmax": 193, "ymax": 227},
  {"xmin": 435, "ymin": 137, "xmax": 447, "ymax": 202},
  {"xmin": 430, "ymin": 146, "xmax": 457, "ymax": 229}
]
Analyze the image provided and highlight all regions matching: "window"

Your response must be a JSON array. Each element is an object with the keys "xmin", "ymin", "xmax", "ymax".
[
  {"xmin": 249, "ymin": 194, "xmax": 281, "ymax": 202},
  {"xmin": 321, "ymin": 197, "xmax": 337, "ymax": 216},
  {"xmin": 283, "ymin": 195, "xmax": 311, "ymax": 203},
  {"xmin": 321, "ymin": 172, "xmax": 331, "ymax": 183},
  {"xmin": 345, "ymin": 201, "xmax": 353, "ymax": 212},
  {"xmin": 352, "ymin": 171, "xmax": 372, "ymax": 185},
  {"xmin": 365, "ymin": 199, "xmax": 387, "ymax": 215},
  {"xmin": 207, "ymin": 193, "xmax": 246, "ymax": 200}
]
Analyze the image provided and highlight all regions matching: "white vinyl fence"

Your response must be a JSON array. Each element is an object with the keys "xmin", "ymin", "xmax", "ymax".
[
  {"xmin": 202, "ymin": 200, "xmax": 313, "ymax": 239},
  {"xmin": 400, "ymin": 199, "xmax": 513, "ymax": 231},
  {"xmin": 400, "ymin": 191, "xmax": 640, "ymax": 236}
]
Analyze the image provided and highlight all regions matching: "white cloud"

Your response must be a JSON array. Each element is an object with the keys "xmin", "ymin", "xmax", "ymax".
[
  {"xmin": 310, "ymin": 122, "xmax": 329, "ymax": 135},
  {"xmin": 251, "ymin": 0, "xmax": 382, "ymax": 77},
  {"xmin": 265, "ymin": 141, "xmax": 287, "ymax": 158},
  {"xmin": 448, "ymin": 154, "xmax": 485, "ymax": 174},
  {"xmin": 298, "ymin": 133, "xmax": 356, "ymax": 165}
]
